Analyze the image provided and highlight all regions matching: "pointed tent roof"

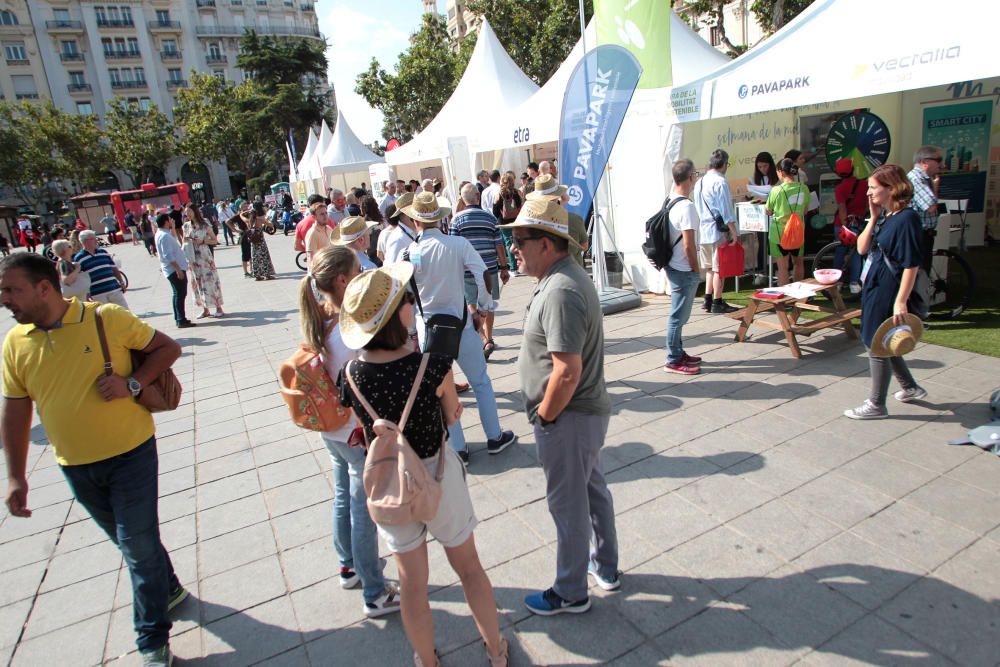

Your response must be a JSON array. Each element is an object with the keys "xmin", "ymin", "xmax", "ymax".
[
  {"xmin": 672, "ymin": 0, "xmax": 998, "ymax": 122},
  {"xmin": 386, "ymin": 18, "xmax": 539, "ymax": 165},
  {"xmin": 296, "ymin": 128, "xmax": 319, "ymax": 178},
  {"xmin": 320, "ymin": 110, "xmax": 384, "ymax": 174},
  {"xmin": 471, "ymin": 13, "xmax": 728, "ymax": 153},
  {"xmin": 317, "ymin": 119, "xmax": 334, "ymax": 157}
]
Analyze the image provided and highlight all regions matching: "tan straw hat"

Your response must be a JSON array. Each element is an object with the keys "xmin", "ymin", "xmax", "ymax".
[
  {"xmin": 332, "ymin": 216, "xmax": 378, "ymax": 245},
  {"xmin": 401, "ymin": 191, "xmax": 451, "ymax": 224},
  {"xmin": 389, "ymin": 192, "xmax": 414, "ymax": 219},
  {"xmin": 525, "ymin": 173, "xmax": 568, "ymax": 201},
  {"xmin": 870, "ymin": 314, "xmax": 924, "ymax": 358},
  {"xmin": 339, "ymin": 263, "xmax": 415, "ymax": 350},
  {"xmin": 499, "ymin": 198, "xmax": 580, "ymax": 247}
]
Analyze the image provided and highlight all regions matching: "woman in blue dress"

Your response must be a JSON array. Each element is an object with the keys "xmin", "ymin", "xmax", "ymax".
[{"xmin": 844, "ymin": 164, "xmax": 927, "ymax": 420}]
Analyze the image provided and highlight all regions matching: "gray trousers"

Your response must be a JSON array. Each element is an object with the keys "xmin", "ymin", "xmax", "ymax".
[
  {"xmin": 535, "ymin": 411, "xmax": 618, "ymax": 602},
  {"xmin": 868, "ymin": 353, "xmax": 917, "ymax": 407}
]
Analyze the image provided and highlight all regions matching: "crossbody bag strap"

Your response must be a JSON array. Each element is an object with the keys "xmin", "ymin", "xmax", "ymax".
[
  {"xmin": 401, "ymin": 248, "xmax": 425, "ymax": 318},
  {"xmin": 92, "ymin": 305, "xmax": 114, "ymax": 377},
  {"xmin": 397, "ymin": 353, "xmax": 429, "ymax": 432}
]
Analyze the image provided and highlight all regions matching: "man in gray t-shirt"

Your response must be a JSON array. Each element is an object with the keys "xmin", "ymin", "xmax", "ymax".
[{"xmin": 504, "ymin": 198, "xmax": 618, "ymax": 617}]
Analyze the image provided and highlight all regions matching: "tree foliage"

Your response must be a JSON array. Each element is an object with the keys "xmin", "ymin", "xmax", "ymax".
[
  {"xmin": 0, "ymin": 100, "xmax": 107, "ymax": 211},
  {"xmin": 675, "ymin": 0, "xmax": 816, "ymax": 56},
  {"xmin": 104, "ymin": 98, "xmax": 176, "ymax": 187},
  {"xmin": 237, "ymin": 31, "xmax": 328, "ymax": 87}
]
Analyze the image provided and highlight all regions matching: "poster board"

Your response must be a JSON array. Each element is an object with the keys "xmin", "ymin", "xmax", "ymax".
[
  {"xmin": 922, "ymin": 99, "xmax": 992, "ymax": 213},
  {"xmin": 737, "ymin": 203, "xmax": 769, "ymax": 233}
]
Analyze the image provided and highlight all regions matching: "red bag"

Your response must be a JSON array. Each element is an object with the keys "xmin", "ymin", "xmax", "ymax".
[{"xmin": 718, "ymin": 242, "xmax": 745, "ymax": 279}]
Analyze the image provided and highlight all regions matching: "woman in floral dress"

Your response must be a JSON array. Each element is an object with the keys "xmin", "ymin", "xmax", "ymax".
[
  {"xmin": 243, "ymin": 202, "xmax": 276, "ymax": 280},
  {"xmin": 183, "ymin": 204, "xmax": 225, "ymax": 317}
]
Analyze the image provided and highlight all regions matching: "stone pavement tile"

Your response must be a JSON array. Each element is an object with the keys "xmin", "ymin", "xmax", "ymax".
[
  {"xmin": 729, "ymin": 498, "xmax": 840, "ymax": 563},
  {"xmin": 196, "ymin": 448, "xmax": 257, "ymax": 486},
  {"xmin": 943, "ymin": 454, "xmax": 1000, "ymax": 496},
  {"xmin": 156, "ymin": 430, "xmax": 195, "ymax": 454},
  {"xmin": 195, "ymin": 433, "xmax": 252, "ymax": 465},
  {"xmin": 104, "ymin": 604, "xmax": 136, "ymax": 662},
  {"xmin": 158, "ymin": 465, "xmax": 195, "ymax": 496},
  {"xmin": 196, "ymin": 404, "xmax": 247, "ymax": 429},
  {"xmin": 18, "ymin": 476, "xmax": 75, "ymax": 510},
  {"xmin": 631, "ymin": 447, "xmax": 723, "ymax": 494},
  {"xmin": 0, "ymin": 641, "xmax": 11, "ymax": 667},
  {"xmin": 774, "ymin": 429, "xmax": 879, "ymax": 474},
  {"xmin": 612, "ymin": 394, "xmax": 685, "ymax": 428},
  {"xmin": 425, "ymin": 584, "xmax": 503, "ymax": 657},
  {"xmin": 516, "ymin": 597, "xmax": 646, "ymax": 665},
  {"xmin": 933, "ymin": 537, "xmax": 1000, "ymax": 601},
  {"xmin": 652, "ymin": 605, "xmax": 807, "ymax": 666},
  {"xmin": 155, "ymin": 418, "xmax": 195, "ymax": 439},
  {"xmin": 480, "ymin": 467, "xmax": 547, "ymax": 512},
  {"xmin": 258, "ymin": 452, "xmax": 325, "ymax": 491},
  {"xmin": 784, "ymin": 473, "xmax": 894, "ymax": 530},
  {"xmin": 288, "ymin": 578, "xmax": 373, "ymax": 640},
  {"xmin": 201, "ymin": 390, "xmax": 242, "ymax": 411},
  {"xmin": 0, "ymin": 530, "xmax": 58, "ymax": 574},
  {"xmin": 820, "ymin": 412, "xmax": 926, "ymax": 449},
  {"xmin": 728, "ymin": 446, "xmax": 825, "ymax": 497},
  {"xmin": 850, "ymin": 502, "xmax": 978, "ymax": 571},
  {"xmin": 512, "ymin": 499, "xmax": 556, "ymax": 546},
  {"xmin": 39, "ymin": 538, "xmax": 122, "ymax": 593},
  {"xmin": 197, "ymin": 493, "xmax": 269, "ymax": 542},
  {"xmin": 200, "ymin": 595, "xmax": 302, "ymax": 666},
  {"xmin": 157, "ymin": 446, "xmax": 195, "ymax": 474},
  {"xmin": 197, "ymin": 469, "xmax": 262, "ymax": 511},
  {"xmin": 0, "ymin": 499, "xmax": 70, "ymax": 543},
  {"xmin": 805, "ymin": 613, "xmax": 945, "ymax": 665},
  {"xmin": 638, "ymin": 408, "xmax": 728, "ymax": 449},
  {"xmin": 238, "ymin": 381, "xmax": 283, "ymax": 402},
  {"xmin": 769, "ymin": 394, "xmax": 840, "ymax": 429},
  {"xmin": 792, "ymin": 532, "xmax": 925, "ymax": 611},
  {"xmin": 729, "ymin": 564, "xmax": 868, "ymax": 650},
  {"xmin": 10, "ymin": 612, "xmax": 108, "ymax": 667},
  {"xmin": 263, "ymin": 474, "xmax": 332, "ymax": 518},
  {"xmin": 477, "ymin": 546, "xmax": 553, "ymax": 628},
  {"xmin": 22, "ymin": 569, "xmax": 117, "ymax": 639},
  {"xmin": 834, "ymin": 450, "xmax": 940, "ymax": 499},
  {"xmin": 602, "ymin": 425, "xmax": 663, "ymax": 469},
  {"xmin": 676, "ymin": 471, "xmax": 776, "ymax": 523},
  {"xmin": 468, "ymin": 482, "xmax": 504, "ymax": 522},
  {"xmin": 200, "ymin": 555, "xmax": 287, "ymax": 625},
  {"xmin": 271, "ymin": 501, "xmax": 330, "ymax": 551},
  {"xmin": 195, "ymin": 418, "xmax": 247, "ymax": 445},
  {"xmin": 876, "ymin": 574, "xmax": 1000, "ymax": 666},
  {"xmin": 440, "ymin": 632, "xmax": 535, "ymax": 667},
  {"xmin": 199, "ymin": 521, "xmax": 278, "ymax": 579},
  {"xmin": 253, "ymin": 645, "xmax": 309, "ymax": 666},
  {"xmin": 667, "ymin": 423, "xmax": 771, "ymax": 467},
  {"xmin": 735, "ymin": 409, "xmax": 815, "ymax": 446},
  {"xmin": 243, "ymin": 405, "xmax": 291, "ymax": 431},
  {"xmin": 605, "ymin": 464, "xmax": 680, "ymax": 515},
  {"xmin": 605, "ymin": 380, "xmax": 646, "ymax": 406},
  {"xmin": 605, "ymin": 641, "xmax": 673, "ymax": 666},
  {"xmin": 923, "ymin": 366, "xmax": 997, "ymax": 398},
  {"xmin": 248, "ymin": 421, "xmax": 306, "ymax": 448},
  {"xmin": 0, "ymin": 559, "xmax": 46, "ymax": 607},
  {"xmin": 304, "ymin": 621, "xmax": 410, "ymax": 666},
  {"xmin": 901, "ymin": 475, "xmax": 1000, "ymax": 535},
  {"xmin": 612, "ymin": 553, "xmax": 718, "ymax": 639},
  {"xmin": 877, "ymin": 422, "xmax": 980, "ymax": 474},
  {"xmin": 472, "ymin": 512, "xmax": 546, "ymax": 571},
  {"xmin": 252, "ymin": 436, "xmax": 313, "ymax": 467},
  {"xmin": 279, "ymin": 536, "xmax": 337, "ymax": 593},
  {"xmin": 158, "ymin": 488, "xmax": 197, "ymax": 523},
  {"xmin": 0, "ymin": 598, "xmax": 31, "ymax": 650},
  {"xmin": 667, "ymin": 525, "xmax": 785, "ymax": 598},
  {"xmin": 618, "ymin": 492, "xmax": 719, "ymax": 554},
  {"xmin": 612, "ymin": 515, "xmax": 664, "ymax": 572}
]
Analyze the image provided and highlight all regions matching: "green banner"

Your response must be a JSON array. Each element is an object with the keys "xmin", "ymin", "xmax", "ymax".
[{"xmin": 595, "ymin": 0, "xmax": 671, "ymax": 89}]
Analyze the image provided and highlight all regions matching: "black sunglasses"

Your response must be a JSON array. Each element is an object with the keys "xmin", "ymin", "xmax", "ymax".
[{"xmin": 511, "ymin": 234, "xmax": 544, "ymax": 247}]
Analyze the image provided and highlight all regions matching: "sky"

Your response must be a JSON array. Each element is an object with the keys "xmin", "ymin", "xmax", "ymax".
[{"xmin": 316, "ymin": 1, "xmax": 443, "ymax": 145}]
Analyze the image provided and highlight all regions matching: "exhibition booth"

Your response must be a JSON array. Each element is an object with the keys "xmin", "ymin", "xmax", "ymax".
[{"xmin": 291, "ymin": 111, "xmax": 385, "ymax": 200}]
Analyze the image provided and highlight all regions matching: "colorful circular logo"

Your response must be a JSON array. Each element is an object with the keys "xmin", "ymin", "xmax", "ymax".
[
  {"xmin": 567, "ymin": 185, "xmax": 584, "ymax": 207},
  {"xmin": 738, "ymin": 85, "xmax": 749, "ymax": 99}
]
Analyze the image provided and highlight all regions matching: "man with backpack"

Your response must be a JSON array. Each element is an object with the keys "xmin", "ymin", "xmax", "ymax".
[{"xmin": 660, "ymin": 159, "xmax": 703, "ymax": 374}]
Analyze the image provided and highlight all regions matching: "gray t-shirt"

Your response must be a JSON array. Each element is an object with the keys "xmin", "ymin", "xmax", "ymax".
[{"xmin": 518, "ymin": 255, "xmax": 610, "ymax": 422}]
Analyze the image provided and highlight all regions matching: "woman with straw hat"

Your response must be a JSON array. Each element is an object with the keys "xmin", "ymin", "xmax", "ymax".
[
  {"xmin": 338, "ymin": 266, "xmax": 509, "ymax": 667},
  {"xmin": 844, "ymin": 164, "xmax": 927, "ymax": 420},
  {"xmin": 332, "ymin": 216, "xmax": 380, "ymax": 270}
]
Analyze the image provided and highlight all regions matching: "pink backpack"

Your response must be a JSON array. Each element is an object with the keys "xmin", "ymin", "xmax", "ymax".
[{"xmin": 345, "ymin": 354, "xmax": 446, "ymax": 525}]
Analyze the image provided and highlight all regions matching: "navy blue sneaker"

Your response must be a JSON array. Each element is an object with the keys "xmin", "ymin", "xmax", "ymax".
[
  {"xmin": 524, "ymin": 587, "xmax": 591, "ymax": 616},
  {"xmin": 486, "ymin": 430, "xmax": 517, "ymax": 455}
]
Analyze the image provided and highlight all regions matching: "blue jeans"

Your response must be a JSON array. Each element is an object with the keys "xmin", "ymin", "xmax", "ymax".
[
  {"xmin": 665, "ymin": 268, "xmax": 701, "ymax": 364},
  {"xmin": 321, "ymin": 435, "xmax": 385, "ymax": 604},
  {"xmin": 833, "ymin": 242, "xmax": 863, "ymax": 283},
  {"xmin": 416, "ymin": 316, "xmax": 501, "ymax": 453},
  {"xmin": 61, "ymin": 437, "xmax": 178, "ymax": 652},
  {"xmin": 166, "ymin": 270, "xmax": 188, "ymax": 324},
  {"xmin": 499, "ymin": 228, "xmax": 518, "ymax": 272},
  {"xmin": 221, "ymin": 222, "xmax": 235, "ymax": 245}
]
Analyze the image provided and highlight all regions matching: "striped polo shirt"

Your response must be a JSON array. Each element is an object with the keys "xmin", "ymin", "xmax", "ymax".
[
  {"xmin": 73, "ymin": 248, "xmax": 120, "ymax": 296},
  {"xmin": 449, "ymin": 206, "xmax": 502, "ymax": 273}
]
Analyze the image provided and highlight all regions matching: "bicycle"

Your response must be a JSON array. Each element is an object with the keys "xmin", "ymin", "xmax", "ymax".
[
  {"xmin": 812, "ymin": 239, "xmax": 974, "ymax": 320},
  {"xmin": 295, "ymin": 251, "xmax": 308, "ymax": 272}
]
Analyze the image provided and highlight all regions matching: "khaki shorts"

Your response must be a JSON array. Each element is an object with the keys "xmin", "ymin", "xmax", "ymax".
[
  {"xmin": 698, "ymin": 243, "xmax": 719, "ymax": 273},
  {"xmin": 376, "ymin": 447, "xmax": 478, "ymax": 554}
]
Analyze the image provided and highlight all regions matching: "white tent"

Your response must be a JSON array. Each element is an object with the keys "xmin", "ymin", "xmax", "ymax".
[
  {"xmin": 386, "ymin": 18, "xmax": 538, "ymax": 168},
  {"xmin": 671, "ymin": 0, "xmax": 996, "ymax": 123},
  {"xmin": 319, "ymin": 110, "xmax": 384, "ymax": 174},
  {"xmin": 295, "ymin": 128, "xmax": 319, "ymax": 179},
  {"xmin": 472, "ymin": 13, "xmax": 727, "ymax": 154},
  {"xmin": 316, "ymin": 120, "xmax": 334, "ymax": 166}
]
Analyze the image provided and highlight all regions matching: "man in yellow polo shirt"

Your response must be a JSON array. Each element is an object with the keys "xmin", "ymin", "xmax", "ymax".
[{"xmin": 0, "ymin": 253, "xmax": 184, "ymax": 667}]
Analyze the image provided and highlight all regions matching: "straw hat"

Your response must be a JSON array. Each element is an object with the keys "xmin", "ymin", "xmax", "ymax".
[
  {"xmin": 389, "ymin": 192, "xmax": 414, "ymax": 220},
  {"xmin": 499, "ymin": 198, "xmax": 580, "ymax": 247},
  {"xmin": 401, "ymin": 191, "xmax": 451, "ymax": 224},
  {"xmin": 332, "ymin": 216, "xmax": 378, "ymax": 245},
  {"xmin": 870, "ymin": 314, "xmax": 924, "ymax": 357},
  {"xmin": 339, "ymin": 263, "xmax": 414, "ymax": 350},
  {"xmin": 525, "ymin": 173, "xmax": 568, "ymax": 201}
]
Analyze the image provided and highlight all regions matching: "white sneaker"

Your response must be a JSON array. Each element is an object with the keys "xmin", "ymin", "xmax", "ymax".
[
  {"xmin": 363, "ymin": 584, "xmax": 401, "ymax": 618},
  {"xmin": 843, "ymin": 400, "xmax": 888, "ymax": 420},
  {"xmin": 894, "ymin": 386, "xmax": 928, "ymax": 403}
]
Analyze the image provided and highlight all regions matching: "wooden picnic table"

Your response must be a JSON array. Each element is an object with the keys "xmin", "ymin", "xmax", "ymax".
[{"xmin": 728, "ymin": 279, "xmax": 862, "ymax": 358}]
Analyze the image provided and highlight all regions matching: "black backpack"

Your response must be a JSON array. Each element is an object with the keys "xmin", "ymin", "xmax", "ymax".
[{"xmin": 642, "ymin": 196, "xmax": 688, "ymax": 270}]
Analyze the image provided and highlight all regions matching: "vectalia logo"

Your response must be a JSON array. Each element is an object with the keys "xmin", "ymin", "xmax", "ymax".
[{"xmin": 739, "ymin": 77, "xmax": 810, "ymax": 98}]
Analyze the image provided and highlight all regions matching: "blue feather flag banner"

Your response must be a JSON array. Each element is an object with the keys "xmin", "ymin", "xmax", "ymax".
[{"xmin": 558, "ymin": 45, "xmax": 642, "ymax": 220}]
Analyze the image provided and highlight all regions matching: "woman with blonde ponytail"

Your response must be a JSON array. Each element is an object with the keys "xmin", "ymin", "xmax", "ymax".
[{"xmin": 297, "ymin": 246, "xmax": 402, "ymax": 618}]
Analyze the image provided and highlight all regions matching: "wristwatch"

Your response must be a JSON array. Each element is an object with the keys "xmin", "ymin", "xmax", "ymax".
[{"xmin": 126, "ymin": 376, "xmax": 142, "ymax": 398}]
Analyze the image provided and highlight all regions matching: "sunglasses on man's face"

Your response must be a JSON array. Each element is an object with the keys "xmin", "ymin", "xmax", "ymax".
[{"xmin": 511, "ymin": 234, "xmax": 544, "ymax": 247}]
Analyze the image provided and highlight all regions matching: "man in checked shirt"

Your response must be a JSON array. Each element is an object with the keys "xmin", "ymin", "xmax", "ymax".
[{"xmin": 907, "ymin": 145, "xmax": 943, "ymax": 272}]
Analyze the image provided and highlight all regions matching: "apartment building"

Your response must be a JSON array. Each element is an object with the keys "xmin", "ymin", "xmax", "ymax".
[
  {"xmin": 444, "ymin": 1, "xmax": 475, "ymax": 40},
  {"xmin": 674, "ymin": 0, "xmax": 766, "ymax": 54},
  {"xmin": 0, "ymin": 0, "xmax": 327, "ymax": 198}
]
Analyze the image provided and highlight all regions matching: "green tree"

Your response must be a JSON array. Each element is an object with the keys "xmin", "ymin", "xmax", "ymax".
[
  {"xmin": 675, "ymin": 0, "xmax": 816, "ymax": 56},
  {"xmin": 104, "ymin": 98, "xmax": 176, "ymax": 187},
  {"xmin": 0, "ymin": 100, "xmax": 107, "ymax": 211},
  {"xmin": 237, "ymin": 31, "xmax": 328, "ymax": 87}
]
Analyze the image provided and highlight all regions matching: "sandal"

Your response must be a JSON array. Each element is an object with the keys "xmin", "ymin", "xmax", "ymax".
[
  {"xmin": 483, "ymin": 339, "xmax": 497, "ymax": 359},
  {"xmin": 413, "ymin": 649, "xmax": 440, "ymax": 667},
  {"xmin": 486, "ymin": 637, "xmax": 509, "ymax": 667}
]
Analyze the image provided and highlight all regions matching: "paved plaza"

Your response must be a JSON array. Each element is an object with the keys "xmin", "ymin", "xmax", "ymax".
[{"xmin": 1, "ymin": 235, "xmax": 998, "ymax": 666}]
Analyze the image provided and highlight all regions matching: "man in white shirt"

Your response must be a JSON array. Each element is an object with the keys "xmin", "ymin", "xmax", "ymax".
[
  {"xmin": 377, "ymin": 192, "xmax": 417, "ymax": 264},
  {"xmin": 402, "ymin": 192, "xmax": 516, "ymax": 464},
  {"xmin": 480, "ymin": 170, "xmax": 502, "ymax": 215},
  {"xmin": 377, "ymin": 181, "xmax": 397, "ymax": 219},
  {"xmin": 662, "ymin": 159, "xmax": 703, "ymax": 375},
  {"xmin": 153, "ymin": 213, "xmax": 194, "ymax": 328},
  {"xmin": 693, "ymin": 149, "xmax": 740, "ymax": 314}
]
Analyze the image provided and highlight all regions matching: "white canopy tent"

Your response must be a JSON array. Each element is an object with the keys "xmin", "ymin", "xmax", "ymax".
[
  {"xmin": 386, "ymin": 18, "xmax": 538, "ymax": 193},
  {"xmin": 316, "ymin": 120, "xmax": 334, "ymax": 167},
  {"xmin": 319, "ymin": 110, "xmax": 386, "ymax": 194},
  {"xmin": 295, "ymin": 128, "xmax": 319, "ymax": 179}
]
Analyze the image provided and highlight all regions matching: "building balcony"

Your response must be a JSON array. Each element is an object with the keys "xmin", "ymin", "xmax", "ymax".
[
  {"xmin": 60, "ymin": 52, "xmax": 85, "ymax": 62},
  {"xmin": 5, "ymin": 58, "xmax": 29, "ymax": 66},
  {"xmin": 15, "ymin": 93, "xmax": 40, "ymax": 100},
  {"xmin": 160, "ymin": 50, "xmax": 182, "ymax": 61},
  {"xmin": 205, "ymin": 53, "xmax": 227, "ymax": 64},
  {"xmin": 195, "ymin": 24, "xmax": 321, "ymax": 38},
  {"xmin": 300, "ymin": 3, "xmax": 315, "ymax": 11},
  {"xmin": 148, "ymin": 20, "xmax": 181, "ymax": 32},
  {"xmin": 196, "ymin": 0, "xmax": 217, "ymax": 7},
  {"xmin": 110, "ymin": 79, "xmax": 147, "ymax": 90},
  {"xmin": 96, "ymin": 18, "xmax": 135, "ymax": 28},
  {"xmin": 104, "ymin": 50, "xmax": 141, "ymax": 60},
  {"xmin": 45, "ymin": 20, "xmax": 85, "ymax": 33},
  {"xmin": 166, "ymin": 79, "xmax": 188, "ymax": 89},
  {"xmin": 67, "ymin": 83, "xmax": 92, "ymax": 93},
  {"xmin": 231, "ymin": 0, "xmax": 244, "ymax": 5}
]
